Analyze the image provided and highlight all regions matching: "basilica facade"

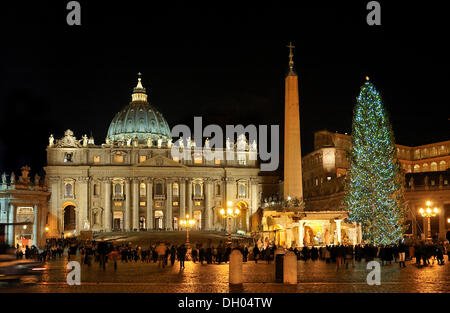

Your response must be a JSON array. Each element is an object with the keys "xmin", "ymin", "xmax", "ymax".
[{"xmin": 44, "ymin": 76, "xmax": 279, "ymax": 238}]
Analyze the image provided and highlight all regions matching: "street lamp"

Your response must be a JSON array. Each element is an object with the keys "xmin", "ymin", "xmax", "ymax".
[
  {"xmin": 419, "ymin": 201, "xmax": 439, "ymax": 240},
  {"xmin": 179, "ymin": 214, "xmax": 196, "ymax": 248},
  {"xmin": 219, "ymin": 200, "xmax": 240, "ymax": 246}
]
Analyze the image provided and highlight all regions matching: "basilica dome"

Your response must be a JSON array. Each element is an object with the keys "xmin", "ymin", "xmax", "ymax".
[{"xmin": 106, "ymin": 75, "xmax": 171, "ymax": 144}]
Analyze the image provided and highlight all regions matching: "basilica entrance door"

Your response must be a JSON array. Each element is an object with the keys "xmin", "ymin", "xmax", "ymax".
[
  {"xmin": 113, "ymin": 211, "xmax": 123, "ymax": 231},
  {"xmin": 63, "ymin": 205, "xmax": 76, "ymax": 231}
]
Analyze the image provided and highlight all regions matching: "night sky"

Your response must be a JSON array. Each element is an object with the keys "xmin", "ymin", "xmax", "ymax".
[{"xmin": 1, "ymin": 1, "xmax": 449, "ymax": 177}]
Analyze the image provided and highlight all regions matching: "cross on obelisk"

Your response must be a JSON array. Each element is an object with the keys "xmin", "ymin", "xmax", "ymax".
[{"xmin": 287, "ymin": 42, "xmax": 295, "ymax": 71}]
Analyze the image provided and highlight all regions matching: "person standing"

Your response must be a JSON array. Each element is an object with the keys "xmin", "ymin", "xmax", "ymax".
[
  {"xmin": 97, "ymin": 238, "xmax": 108, "ymax": 271},
  {"xmin": 178, "ymin": 244, "xmax": 187, "ymax": 269},
  {"xmin": 156, "ymin": 242, "xmax": 167, "ymax": 268},
  {"xmin": 253, "ymin": 244, "xmax": 260, "ymax": 263},
  {"xmin": 170, "ymin": 245, "xmax": 177, "ymax": 266}
]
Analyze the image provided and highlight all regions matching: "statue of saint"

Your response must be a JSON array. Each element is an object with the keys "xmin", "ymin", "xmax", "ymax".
[
  {"xmin": 178, "ymin": 136, "xmax": 184, "ymax": 149},
  {"xmin": 133, "ymin": 137, "xmax": 139, "ymax": 147},
  {"xmin": 204, "ymin": 138, "xmax": 210, "ymax": 149},
  {"xmin": 1, "ymin": 173, "xmax": 6, "ymax": 184},
  {"xmin": 186, "ymin": 137, "xmax": 191, "ymax": 149},
  {"xmin": 147, "ymin": 137, "xmax": 152, "ymax": 148},
  {"xmin": 167, "ymin": 138, "xmax": 172, "ymax": 148},
  {"xmin": 226, "ymin": 137, "xmax": 232, "ymax": 150},
  {"xmin": 126, "ymin": 137, "xmax": 132, "ymax": 146},
  {"xmin": 10, "ymin": 172, "xmax": 15, "ymax": 184},
  {"xmin": 251, "ymin": 139, "xmax": 257, "ymax": 151},
  {"xmin": 82, "ymin": 134, "xmax": 88, "ymax": 147},
  {"xmin": 49, "ymin": 134, "xmax": 54, "ymax": 147},
  {"xmin": 34, "ymin": 174, "xmax": 40, "ymax": 186},
  {"xmin": 105, "ymin": 136, "xmax": 111, "ymax": 145},
  {"xmin": 157, "ymin": 136, "xmax": 163, "ymax": 148}
]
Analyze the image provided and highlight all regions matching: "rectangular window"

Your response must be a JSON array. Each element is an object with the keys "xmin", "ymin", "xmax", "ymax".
[
  {"xmin": 140, "ymin": 201, "xmax": 146, "ymax": 206},
  {"xmin": 139, "ymin": 155, "xmax": 147, "ymax": 163},
  {"xmin": 114, "ymin": 155, "xmax": 124, "ymax": 163},
  {"xmin": 173, "ymin": 201, "xmax": 179, "ymax": 206},
  {"xmin": 114, "ymin": 201, "xmax": 123, "ymax": 207},
  {"xmin": 173, "ymin": 157, "xmax": 179, "ymax": 162},
  {"xmin": 215, "ymin": 159, "xmax": 221, "ymax": 165},
  {"xmin": 93, "ymin": 156, "xmax": 100, "ymax": 163},
  {"xmin": 195, "ymin": 201, "xmax": 201, "ymax": 206}
]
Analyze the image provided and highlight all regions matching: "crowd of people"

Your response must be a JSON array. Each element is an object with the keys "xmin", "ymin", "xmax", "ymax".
[{"xmin": 12, "ymin": 237, "xmax": 449, "ymax": 272}]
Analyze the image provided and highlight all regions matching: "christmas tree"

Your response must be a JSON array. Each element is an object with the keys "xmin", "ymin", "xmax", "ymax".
[{"xmin": 344, "ymin": 78, "xmax": 406, "ymax": 245}]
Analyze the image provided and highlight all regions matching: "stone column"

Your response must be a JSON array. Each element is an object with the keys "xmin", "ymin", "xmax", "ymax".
[
  {"xmin": 124, "ymin": 179, "xmax": 131, "ymax": 231},
  {"xmin": 335, "ymin": 219, "xmax": 342, "ymax": 244},
  {"xmin": 438, "ymin": 201, "xmax": 446, "ymax": 240},
  {"xmin": 283, "ymin": 250, "xmax": 297, "ymax": 284},
  {"xmin": 229, "ymin": 249, "xmax": 243, "ymax": 285},
  {"xmin": 180, "ymin": 178, "xmax": 186, "ymax": 219},
  {"xmin": 166, "ymin": 180, "xmax": 173, "ymax": 230},
  {"xmin": 8, "ymin": 204, "xmax": 14, "ymax": 246},
  {"xmin": 250, "ymin": 178, "xmax": 258, "ymax": 232},
  {"xmin": 33, "ymin": 204, "xmax": 38, "ymax": 247},
  {"xmin": 204, "ymin": 179, "xmax": 212, "ymax": 231},
  {"xmin": 411, "ymin": 203, "xmax": 417, "ymax": 238},
  {"xmin": 77, "ymin": 177, "xmax": 90, "ymax": 233},
  {"xmin": 187, "ymin": 179, "xmax": 193, "ymax": 217},
  {"xmin": 146, "ymin": 179, "xmax": 153, "ymax": 230},
  {"xmin": 104, "ymin": 178, "xmax": 112, "ymax": 232},
  {"xmin": 132, "ymin": 178, "xmax": 139, "ymax": 231},
  {"xmin": 48, "ymin": 177, "xmax": 60, "ymax": 237},
  {"xmin": 298, "ymin": 220, "xmax": 305, "ymax": 247}
]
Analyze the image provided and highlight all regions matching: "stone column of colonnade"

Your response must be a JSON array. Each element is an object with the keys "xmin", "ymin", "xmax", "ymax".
[
  {"xmin": 132, "ymin": 178, "xmax": 139, "ymax": 231},
  {"xmin": 204, "ymin": 178, "xmax": 212, "ymax": 230},
  {"xmin": 180, "ymin": 178, "xmax": 186, "ymax": 219},
  {"xmin": 187, "ymin": 179, "xmax": 193, "ymax": 217},
  {"xmin": 224, "ymin": 177, "xmax": 235, "ymax": 231},
  {"xmin": 33, "ymin": 204, "xmax": 38, "ymax": 246},
  {"xmin": 166, "ymin": 180, "xmax": 173, "ymax": 230},
  {"xmin": 146, "ymin": 178, "xmax": 153, "ymax": 230},
  {"xmin": 8, "ymin": 204, "xmax": 14, "ymax": 246},
  {"xmin": 104, "ymin": 178, "xmax": 112, "ymax": 232},
  {"xmin": 335, "ymin": 219, "xmax": 342, "ymax": 244},
  {"xmin": 48, "ymin": 177, "xmax": 60, "ymax": 237},
  {"xmin": 124, "ymin": 179, "xmax": 131, "ymax": 231}
]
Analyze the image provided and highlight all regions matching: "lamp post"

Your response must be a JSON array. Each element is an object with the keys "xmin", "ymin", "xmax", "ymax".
[
  {"xmin": 179, "ymin": 214, "xmax": 196, "ymax": 248},
  {"xmin": 219, "ymin": 201, "xmax": 240, "ymax": 247},
  {"xmin": 418, "ymin": 201, "xmax": 439, "ymax": 240}
]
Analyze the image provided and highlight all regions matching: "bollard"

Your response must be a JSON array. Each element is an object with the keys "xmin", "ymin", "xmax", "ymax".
[
  {"xmin": 274, "ymin": 247, "xmax": 285, "ymax": 283},
  {"xmin": 229, "ymin": 249, "xmax": 243, "ymax": 285},
  {"xmin": 283, "ymin": 250, "xmax": 297, "ymax": 284}
]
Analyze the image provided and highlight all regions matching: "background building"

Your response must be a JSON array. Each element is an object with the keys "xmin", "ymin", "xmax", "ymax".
[
  {"xmin": 0, "ymin": 166, "xmax": 50, "ymax": 248},
  {"xmin": 302, "ymin": 130, "xmax": 450, "ymax": 241}
]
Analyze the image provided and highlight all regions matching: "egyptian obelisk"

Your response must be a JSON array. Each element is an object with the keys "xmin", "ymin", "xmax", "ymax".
[{"xmin": 283, "ymin": 42, "xmax": 303, "ymax": 202}]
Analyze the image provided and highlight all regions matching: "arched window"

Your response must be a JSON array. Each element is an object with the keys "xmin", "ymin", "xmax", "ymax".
[
  {"xmin": 65, "ymin": 183, "xmax": 73, "ymax": 197},
  {"xmin": 194, "ymin": 183, "xmax": 202, "ymax": 196},
  {"xmin": 172, "ymin": 183, "xmax": 179, "ymax": 197},
  {"xmin": 238, "ymin": 183, "xmax": 246, "ymax": 197},
  {"xmin": 155, "ymin": 183, "xmax": 163, "ymax": 195},
  {"xmin": 440, "ymin": 161, "xmax": 447, "ymax": 171},
  {"xmin": 140, "ymin": 183, "xmax": 146, "ymax": 197},
  {"xmin": 215, "ymin": 184, "xmax": 221, "ymax": 196},
  {"xmin": 414, "ymin": 150, "xmax": 420, "ymax": 160},
  {"xmin": 431, "ymin": 147, "xmax": 437, "ymax": 157},
  {"xmin": 422, "ymin": 163, "xmax": 428, "ymax": 172},
  {"xmin": 430, "ymin": 162, "xmax": 437, "ymax": 171},
  {"xmin": 114, "ymin": 183, "xmax": 122, "ymax": 196},
  {"xmin": 413, "ymin": 164, "xmax": 420, "ymax": 173},
  {"xmin": 421, "ymin": 149, "xmax": 428, "ymax": 158}
]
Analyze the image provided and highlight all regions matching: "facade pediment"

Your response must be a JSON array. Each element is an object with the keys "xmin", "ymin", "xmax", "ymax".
[{"xmin": 136, "ymin": 155, "xmax": 187, "ymax": 168}]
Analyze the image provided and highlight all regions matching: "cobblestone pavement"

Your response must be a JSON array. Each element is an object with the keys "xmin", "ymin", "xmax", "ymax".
[{"xmin": 1, "ymin": 255, "xmax": 449, "ymax": 293}]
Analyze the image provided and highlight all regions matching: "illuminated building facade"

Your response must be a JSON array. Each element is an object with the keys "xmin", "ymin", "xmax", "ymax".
[
  {"xmin": 44, "ymin": 76, "xmax": 278, "ymax": 238},
  {"xmin": 0, "ymin": 167, "xmax": 50, "ymax": 248}
]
